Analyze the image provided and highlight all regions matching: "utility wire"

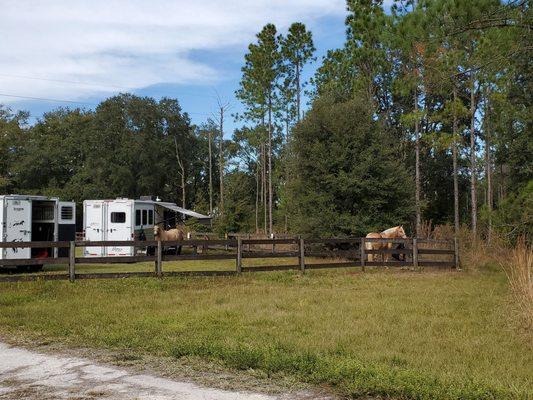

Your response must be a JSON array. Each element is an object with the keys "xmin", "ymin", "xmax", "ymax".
[
  {"xmin": 0, "ymin": 93, "xmax": 96, "ymax": 105},
  {"xmin": 0, "ymin": 73, "xmax": 217, "ymax": 99},
  {"xmin": 0, "ymin": 92, "xmax": 212, "ymax": 117}
]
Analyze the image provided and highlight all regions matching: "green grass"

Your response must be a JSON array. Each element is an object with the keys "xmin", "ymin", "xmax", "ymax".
[{"xmin": 0, "ymin": 265, "xmax": 531, "ymax": 399}]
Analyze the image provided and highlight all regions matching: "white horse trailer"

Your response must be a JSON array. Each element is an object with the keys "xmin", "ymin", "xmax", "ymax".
[
  {"xmin": 83, "ymin": 197, "xmax": 210, "ymax": 257},
  {"xmin": 0, "ymin": 195, "xmax": 76, "ymax": 269}
]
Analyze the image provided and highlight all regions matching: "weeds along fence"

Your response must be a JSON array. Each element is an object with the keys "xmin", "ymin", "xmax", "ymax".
[{"xmin": 0, "ymin": 237, "xmax": 458, "ymax": 282}]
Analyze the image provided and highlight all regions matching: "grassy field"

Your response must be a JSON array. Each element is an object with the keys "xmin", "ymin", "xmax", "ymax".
[{"xmin": 0, "ymin": 261, "xmax": 531, "ymax": 399}]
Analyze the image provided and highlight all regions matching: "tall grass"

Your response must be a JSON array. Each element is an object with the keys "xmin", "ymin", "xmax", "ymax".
[{"xmin": 500, "ymin": 238, "xmax": 533, "ymax": 331}]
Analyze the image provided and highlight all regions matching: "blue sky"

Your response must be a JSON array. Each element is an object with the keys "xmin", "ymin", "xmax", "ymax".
[{"xmin": 1, "ymin": 1, "xmax": 351, "ymax": 136}]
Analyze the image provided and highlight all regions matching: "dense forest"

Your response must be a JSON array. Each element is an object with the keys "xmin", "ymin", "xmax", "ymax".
[{"xmin": 0, "ymin": 0, "xmax": 531, "ymax": 240}]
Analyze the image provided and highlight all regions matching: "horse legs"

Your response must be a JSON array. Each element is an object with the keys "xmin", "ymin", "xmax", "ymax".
[
  {"xmin": 176, "ymin": 245, "xmax": 182, "ymax": 255},
  {"xmin": 365, "ymin": 242, "xmax": 373, "ymax": 262},
  {"xmin": 384, "ymin": 243, "xmax": 392, "ymax": 263}
]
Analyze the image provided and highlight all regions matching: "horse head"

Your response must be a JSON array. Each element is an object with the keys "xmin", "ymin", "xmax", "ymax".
[
  {"xmin": 153, "ymin": 225, "xmax": 161, "ymax": 239},
  {"xmin": 397, "ymin": 225, "xmax": 407, "ymax": 239}
]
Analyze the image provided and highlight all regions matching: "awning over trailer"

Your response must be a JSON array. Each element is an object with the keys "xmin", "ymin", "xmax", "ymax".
[{"xmin": 155, "ymin": 202, "xmax": 211, "ymax": 220}]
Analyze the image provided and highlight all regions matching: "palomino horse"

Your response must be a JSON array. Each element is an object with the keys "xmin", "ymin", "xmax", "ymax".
[
  {"xmin": 154, "ymin": 225, "xmax": 184, "ymax": 255},
  {"xmin": 365, "ymin": 226, "xmax": 407, "ymax": 262}
]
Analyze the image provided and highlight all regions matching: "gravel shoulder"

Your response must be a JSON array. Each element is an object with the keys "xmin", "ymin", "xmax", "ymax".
[{"xmin": 0, "ymin": 339, "xmax": 338, "ymax": 400}]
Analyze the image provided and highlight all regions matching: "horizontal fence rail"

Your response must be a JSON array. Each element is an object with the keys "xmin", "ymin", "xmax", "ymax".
[{"xmin": 0, "ymin": 236, "xmax": 458, "ymax": 282}]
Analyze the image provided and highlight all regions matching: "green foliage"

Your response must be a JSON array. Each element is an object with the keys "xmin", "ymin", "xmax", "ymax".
[
  {"xmin": 280, "ymin": 22, "xmax": 315, "ymax": 123},
  {"xmin": 235, "ymin": 23, "xmax": 282, "ymax": 124},
  {"xmin": 481, "ymin": 181, "xmax": 533, "ymax": 242},
  {"xmin": 2, "ymin": 94, "xmax": 206, "ymax": 211},
  {"xmin": 287, "ymin": 94, "xmax": 414, "ymax": 236},
  {"xmin": 0, "ymin": 106, "xmax": 28, "ymax": 192},
  {"xmin": 213, "ymin": 171, "xmax": 256, "ymax": 233}
]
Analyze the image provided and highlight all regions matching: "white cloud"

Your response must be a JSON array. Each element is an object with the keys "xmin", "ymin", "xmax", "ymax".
[{"xmin": 1, "ymin": 0, "xmax": 346, "ymax": 102}]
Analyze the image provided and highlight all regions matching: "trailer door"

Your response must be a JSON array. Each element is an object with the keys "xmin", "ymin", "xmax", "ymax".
[
  {"xmin": 4, "ymin": 199, "xmax": 31, "ymax": 260},
  {"xmin": 106, "ymin": 202, "xmax": 133, "ymax": 256},
  {"xmin": 84, "ymin": 202, "xmax": 105, "ymax": 257}
]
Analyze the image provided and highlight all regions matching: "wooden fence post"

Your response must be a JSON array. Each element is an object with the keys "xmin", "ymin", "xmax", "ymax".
[
  {"xmin": 236, "ymin": 237, "xmax": 242, "ymax": 274},
  {"xmin": 360, "ymin": 237, "xmax": 366, "ymax": 272},
  {"xmin": 225, "ymin": 233, "xmax": 229, "ymax": 251},
  {"xmin": 155, "ymin": 240, "xmax": 162, "ymax": 277},
  {"xmin": 272, "ymin": 233, "xmax": 275, "ymax": 254},
  {"xmin": 298, "ymin": 238, "xmax": 305, "ymax": 274},
  {"xmin": 69, "ymin": 241, "xmax": 76, "ymax": 282},
  {"xmin": 454, "ymin": 237, "xmax": 460, "ymax": 269},
  {"xmin": 412, "ymin": 238, "xmax": 419, "ymax": 271}
]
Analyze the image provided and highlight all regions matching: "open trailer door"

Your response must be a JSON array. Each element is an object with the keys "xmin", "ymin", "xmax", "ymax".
[{"xmin": 3, "ymin": 198, "xmax": 31, "ymax": 260}]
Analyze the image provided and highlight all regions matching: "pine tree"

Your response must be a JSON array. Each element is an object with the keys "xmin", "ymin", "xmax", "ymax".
[{"xmin": 236, "ymin": 24, "xmax": 282, "ymax": 234}]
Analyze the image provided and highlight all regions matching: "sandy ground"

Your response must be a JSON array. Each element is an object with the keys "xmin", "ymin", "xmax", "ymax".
[{"xmin": 0, "ymin": 342, "xmax": 332, "ymax": 400}]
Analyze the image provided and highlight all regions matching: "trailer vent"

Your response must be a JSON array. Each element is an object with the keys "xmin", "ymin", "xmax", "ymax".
[{"xmin": 61, "ymin": 206, "xmax": 74, "ymax": 220}]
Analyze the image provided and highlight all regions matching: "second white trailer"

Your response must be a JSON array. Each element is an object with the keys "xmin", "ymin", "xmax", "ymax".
[
  {"xmin": 83, "ymin": 198, "xmax": 210, "ymax": 257},
  {"xmin": 83, "ymin": 199, "xmax": 154, "ymax": 257}
]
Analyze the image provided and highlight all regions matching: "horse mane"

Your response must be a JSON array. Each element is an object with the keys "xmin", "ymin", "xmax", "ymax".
[{"xmin": 381, "ymin": 226, "xmax": 399, "ymax": 235}]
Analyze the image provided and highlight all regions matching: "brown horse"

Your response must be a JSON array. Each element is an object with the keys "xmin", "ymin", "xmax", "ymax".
[
  {"xmin": 154, "ymin": 225, "xmax": 184, "ymax": 255},
  {"xmin": 365, "ymin": 226, "xmax": 407, "ymax": 262}
]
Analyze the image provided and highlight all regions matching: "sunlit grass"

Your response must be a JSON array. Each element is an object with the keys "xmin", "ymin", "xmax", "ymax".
[{"xmin": 0, "ymin": 267, "xmax": 531, "ymax": 399}]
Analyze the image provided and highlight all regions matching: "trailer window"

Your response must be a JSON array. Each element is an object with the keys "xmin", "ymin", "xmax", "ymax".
[
  {"xmin": 32, "ymin": 203, "xmax": 55, "ymax": 221},
  {"xmin": 61, "ymin": 206, "xmax": 73, "ymax": 220},
  {"xmin": 142, "ymin": 210, "xmax": 148, "ymax": 225},
  {"xmin": 111, "ymin": 212, "xmax": 126, "ymax": 223},
  {"xmin": 136, "ymin": 210, "xmax": 141, "ymax": 226},
  {"xmin": 148, "ymin": 210, "xmax": 154, "ymax": 225}
]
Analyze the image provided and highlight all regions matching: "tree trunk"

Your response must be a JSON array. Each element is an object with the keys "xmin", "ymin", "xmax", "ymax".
[
  {"xmin": 485, "ymin": 93, "xmax": 493, "ymax": 243},
  {"xmin": 208, "ymin": 130, "xmax": 213, "ymax": 215},
  {"xmin": 414, "ymin": 89, "xmax": 421, "ymax": 238},
  {"xmin": 452, "ymin": 87, "xmax": 460, "ymax": 238},
  {"xmin": 255, "ymin": 161, "xmax": 260, "ymax": 233},
  {"xmin": 219, "ymin": 109, "xmax": 225, "ymax": 217},
  {"xmin": 268, "ymin": 95, "xmax": 273, "ymax": 235},
  {"xmin": 174, "ymin": 136, "xmax": 186, "ymax": 209},
  {"xmin": 296, "ymin": 62, "xmax": 301, "ymax": 122},
  {"xmin": 181, "ymin": 168, "xmax": 186, "ymax": 209},
  {"xmin": 261, "ymin": 142, "xmax": 267, "ymax": 234},
  {"xmin": 470, "ymin": 74, "xmax": 478, "ymax": 238}
]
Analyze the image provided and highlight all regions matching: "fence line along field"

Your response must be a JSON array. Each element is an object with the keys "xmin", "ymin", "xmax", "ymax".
[{"xmin": 0, "ymin": 237, "xmax": 457, "ymax": 282}]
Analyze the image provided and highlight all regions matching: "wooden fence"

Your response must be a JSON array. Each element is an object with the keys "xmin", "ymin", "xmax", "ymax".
[{"xmin": 0, "ymin": 237, "xmax": 458, "ymax": 282}]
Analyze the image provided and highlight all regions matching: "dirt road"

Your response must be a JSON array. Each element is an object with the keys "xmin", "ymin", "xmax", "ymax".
[{"xmin": 0, "ymin": 341, "xmax": 298, "ymax": 399}]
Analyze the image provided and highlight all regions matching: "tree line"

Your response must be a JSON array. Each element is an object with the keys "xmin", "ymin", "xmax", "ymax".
[{"xmin": 0, "ymin": 0, "xmax": 531, "ymax": 240}]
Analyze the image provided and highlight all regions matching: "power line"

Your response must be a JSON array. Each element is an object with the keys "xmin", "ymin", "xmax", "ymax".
[
  {"xmin": 0, "ymin": 93, "xmax": 96, "ymax": 105},
  {"xmin": 0, "ymin": 73, "xmax": 217, "ymax": 99},
  {"xmin": 0, "ymin": 73, "xmax": 130, "ymax": 90},
  {"xmin": 0, "ymin": 92, "xmax": 212, "ymax": 117}
]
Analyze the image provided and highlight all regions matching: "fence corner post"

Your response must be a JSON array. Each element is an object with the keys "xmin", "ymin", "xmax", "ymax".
[
  {"xmin": 236, "ymin": 237, "xmax": 242, "ymax": 274},
  {"xmin": 412, "ymin": 237, "xmax": 419, "ymax": 271},
  {"xmin": 454, "ymin": 237, "xmax": 460, "ymax": 270},
  {"xmin": 156, "ymin": 240, "xmax": 162, "ymax": 277},
  {"xmin": 298, "ymin": 237, "xmax": 305, "ymax": 274},
  {"xmin": 69, "ymin": 241, "xmax": 76, "ymax": 282},
  {"xmin": 360, "ymin": 237, "xmax": 366, "ymax": 272}
]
